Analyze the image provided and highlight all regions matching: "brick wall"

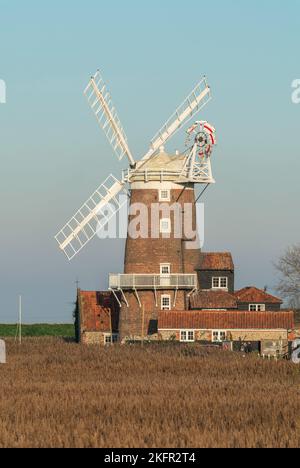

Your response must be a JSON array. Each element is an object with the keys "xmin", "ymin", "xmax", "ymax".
[
  {"xmin": 124, "ymin": 187, "xmax": 200, "ymax": 275},
  {"xmin": 158, "ymin": 329, "xmax": 289, "ymax": 343},
  {"xmin": 82, "ymin": 332, "xmax": 106, "ymax": 346},
  {"xmin": 119, "ymin": 184, "xmax": 201, "ymax": 340},
  {"xmin": 119, "ymin": 289, "xmax": 187, "ymax": 340}
]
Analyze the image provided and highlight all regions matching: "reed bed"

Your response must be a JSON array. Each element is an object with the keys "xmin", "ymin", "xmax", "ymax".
[{"xmin": 0, "ymin": 339, "xmax": 299, "ymax": 448}]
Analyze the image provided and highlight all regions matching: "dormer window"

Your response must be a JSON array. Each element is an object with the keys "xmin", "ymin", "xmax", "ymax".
[{"xmin": 212, "ymin": 277, "xmax": 228, "ymax": 290}]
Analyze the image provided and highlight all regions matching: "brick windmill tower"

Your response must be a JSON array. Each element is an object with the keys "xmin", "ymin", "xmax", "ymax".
[{"xmin": 55, "ymin": 71, "xmax": 217, "ymax": 342}]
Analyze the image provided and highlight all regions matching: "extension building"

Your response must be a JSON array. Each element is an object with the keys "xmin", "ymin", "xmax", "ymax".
[{"xmin": 75, "ymin": 251, "xmax": 295, "ymax": 346}]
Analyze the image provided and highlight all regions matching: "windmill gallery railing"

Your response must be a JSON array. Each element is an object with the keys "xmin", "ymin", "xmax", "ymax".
[{"xmin": 109, "ymin": 274, "xmax": 198, "ymax": 291}]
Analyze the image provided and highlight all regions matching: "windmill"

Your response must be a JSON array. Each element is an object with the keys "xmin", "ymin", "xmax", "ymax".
[{"xmin": 55, "ymin": 70, "xmax": 217, "ymax": 341}]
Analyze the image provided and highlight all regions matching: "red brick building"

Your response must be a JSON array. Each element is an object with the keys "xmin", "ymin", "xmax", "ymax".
[
  {"xmin": 73, "ymin": 154, "xmax": 294, "ymax": 346},
  {"xmin": 75, "ymin": 250, "xmax": 295, "ymax": 346},
  {"xmin": 158, "ymin": 310, "xmax": 295, "ymax": 345},
  {"xmin": 76, "ymin": 291, "xmax": 120, "ymax": 345}
]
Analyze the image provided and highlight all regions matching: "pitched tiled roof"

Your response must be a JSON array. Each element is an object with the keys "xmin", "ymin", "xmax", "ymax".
[
  {"xmin": 158, "ymin": 311, "xmax": 294, "ymax": 331},
  {"xmin": 234, "ymin": 287, "xmax": 283, "ymax": 304},
  {"xmin": 79, "ymin": 291, "xmax": 112, "ymax": 332},
  {"xmin": 190, "ymin": 290, "xmax": 238, "ymax": 310},
  {"xmin": 197, "ymin": 252, "xmax": 234, "ymax": 271}
]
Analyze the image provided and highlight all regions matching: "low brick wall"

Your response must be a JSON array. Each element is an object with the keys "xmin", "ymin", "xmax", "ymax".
[
  {"xmin": 82, "ymin": 332, "xmax": 106, "ymax": 346},
  {"xmin": 159, "ymin": 329, "xmax": 289, "ymax": 343},
  {"xmin": 229, "ymin": 330, "xmax": 288, "ymax": 342}
]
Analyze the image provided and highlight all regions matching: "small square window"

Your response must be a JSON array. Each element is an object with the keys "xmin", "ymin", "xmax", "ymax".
[
  {"xmin": 161, "ymin": 295, "xmax": 171, "ymax": 311},
  {"xmin": 160, "ymin": 264, "xmax": 171, "ymax": 275},
  {"xmin": 159, "ymin": 190, "xmax": 171, "ymax": 202},
  {"xmin": 188, "ymin": 331, "xmax": 195, "ymax": 342},
  {"xmin": 105, "ymin": 335, "xmax": 112, "ymax": 344},
  {"xmin": 160, "ymin": 218, "xmax": 171, "ymax": 234},
  {"xmin": 104, "ymin": 334, "xmax": 118, "ymax": 345},
  {"xmin": 220, "ymin": 332, "xmax": 226, "ymax": 341},
  {"xmin": 180, "ymin": 331, "xmax": 187, "ymax": 342}
]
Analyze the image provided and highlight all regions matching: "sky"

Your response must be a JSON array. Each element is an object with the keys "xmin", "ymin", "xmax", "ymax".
[{"xmin": 0, "ymin": 0, "xmax": 299, "ymax": 323}]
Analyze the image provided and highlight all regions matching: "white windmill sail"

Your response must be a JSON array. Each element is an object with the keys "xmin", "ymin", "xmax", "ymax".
[
  {"xmin": 142, "ymin": 77, "xmax": 211, "ymax": 162},
  {"xmin": 84, "ymin": 70, "xmax": 135, "ymax": 167},
  {"xmin": 56, "ymin": 71, "xmax": 213, "ymax": 260},
  {"xmin": 55, "ymin": 175, "xmax": 128, "ymax": 260}
]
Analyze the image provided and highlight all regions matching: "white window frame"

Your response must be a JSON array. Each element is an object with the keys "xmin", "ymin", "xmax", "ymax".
[
  {"xmin": 160, "ymin": 218, "xmax": 171, "ymax": 234},
  {"xmin": 249, "ymin": 304, "xmax": 266, "ymax": 312},
  {"xmin": 104, "ymin": 334, "xmax": 119, "ymax": 345},
  {"xmin": 161, "ymin": 295, "xmax": 171, "ymax": 311},
  {"xmin": 159, "ymin": 189, "xmax": 171, "ymax": 202},
  {"xmin": 160, "ymin": 264, "xmax": 171, "ymax": 276},
  {"xmin": 212, "ymin": 277, "xmax": 228, "ymax": 290},
  {"xmin": 212, "ymin": 330, "xmax": 227, "ymax": 343},
  {"xmin": 180, "ymin": 330, "xmax": 195, "ymax": 343}
]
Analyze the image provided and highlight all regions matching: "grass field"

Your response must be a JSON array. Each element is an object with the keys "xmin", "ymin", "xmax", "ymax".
[
  {"xmin": 0, "ymin": 324, "xmax": 74, "ymax": 338},
  {"xmin": 0, "ymin": 338, "xmax": 299, "ymax": 448}
]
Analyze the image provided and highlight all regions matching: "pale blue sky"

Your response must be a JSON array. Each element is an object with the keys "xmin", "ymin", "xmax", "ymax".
[{"xmin": 0, "ymin": 0, "xmax": 299, "ymax": 323}]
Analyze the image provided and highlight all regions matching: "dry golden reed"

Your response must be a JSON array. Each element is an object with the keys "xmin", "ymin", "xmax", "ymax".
[{"xmin": 0, "ymin": 338, "xmax": 299, "ymax": 448}]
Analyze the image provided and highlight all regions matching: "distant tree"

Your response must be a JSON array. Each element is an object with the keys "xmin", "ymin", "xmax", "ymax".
[{"xmin": 275, "ymin": 244, "xmax": 300, "ymax": 308}]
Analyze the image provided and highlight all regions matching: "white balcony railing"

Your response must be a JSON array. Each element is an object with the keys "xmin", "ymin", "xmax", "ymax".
[{"xmin": 109, "ymin": 274, "xmax": 197, "ymax": 291}]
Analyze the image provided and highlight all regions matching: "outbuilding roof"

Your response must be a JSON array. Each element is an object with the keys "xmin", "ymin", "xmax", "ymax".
[
  {"xmin": 197, "ymin": 252, "xmax": 234, "ymax": 271},
  {"xmin": 190, "ymin": 290, "xmax": 238, "ymax": 310},
  {"xmin": 158, "ymin": 311, "xmax": 294, "ymax": 331},
  {"xmin": 234, "ymin": 287, "xmax": 283, "ymax": 305}
]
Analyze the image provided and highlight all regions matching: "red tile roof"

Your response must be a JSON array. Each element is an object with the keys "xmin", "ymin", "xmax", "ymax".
[
  {"xmin": 158, "ymin": 311, "xmax": 294, "ymax": 331},
  {"xmin": 197, "ymin": 252, "xmax": 234, "ymax": 271},
  {"xmin": 190, "ymin": 290, "xmax": 238, "ymax": 310},
  {"xmin": 235, "ymin": 287, "xmax": 283, "ymax": 304}
]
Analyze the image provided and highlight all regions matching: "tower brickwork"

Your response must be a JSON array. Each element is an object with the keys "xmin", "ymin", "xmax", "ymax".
[{"xmin": 119, "ymin": 179, "xmax": 201, "ymax": 340}]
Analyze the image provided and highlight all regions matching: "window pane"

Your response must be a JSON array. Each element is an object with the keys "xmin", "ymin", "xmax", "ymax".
[
  {"xmin": 188, "ymin": 332, "xmax": 195, "ymax": 342},
  {"xmin": 160, "ymin": 190, "xmax": 170, "ymax": 201},
  {"xmin": 161, "ymin": 265, "xmax": 171, "ymax": 275}
]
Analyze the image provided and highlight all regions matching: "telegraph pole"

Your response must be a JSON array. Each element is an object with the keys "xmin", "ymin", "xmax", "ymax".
[{"xmin": 19, "ymin": 295, "xmax": 22, "ymax": 345}]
